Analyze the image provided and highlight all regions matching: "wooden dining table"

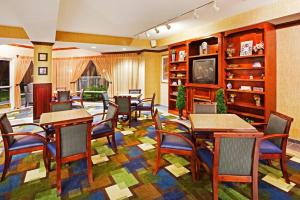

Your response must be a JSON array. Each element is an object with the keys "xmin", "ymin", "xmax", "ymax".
[
  {"xmin": 118, "ymin": 93, "xmax": 142, "ymax": 99},
  {"xmin": 40, "ymin": 109, "xmax": 92, "ymax": 126},
  {"xmin": 189, "ymin": 114, "xmax": 257, "ymax": 133}
]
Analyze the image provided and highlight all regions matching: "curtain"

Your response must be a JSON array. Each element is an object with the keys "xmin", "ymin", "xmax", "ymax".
[
  {"xmin": 14, "ymin": 56, "xmax": 33, "ymax": 108},
  {"xmin": 52, "ymin": 58, "xmax": 73, "ymax": 91},
  {"xmin": 69, "ymin": 58, "xmax": 91, "ymax": 92}
]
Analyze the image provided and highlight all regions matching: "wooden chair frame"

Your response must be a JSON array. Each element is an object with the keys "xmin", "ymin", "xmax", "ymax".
[
  {"xmin": 129, "ymin": 89, "xmax": 142, "ymax": 94},
  {"xmin": 46, "ymin": 119, "xmax": 93, "ymax": 195},
  {"xmin": 152, "ymin": 109, "xmax": 197, "ymax": 181},
  {"xmin": 57, "ymin": 90, "xmax": 70, "ymax": 102},
  {"xmin": 91, "ymin": 101, "xmax": 119, "ymax": 151},
  {"xmin": 136, "ymin": 93, "xmax": 156, "ymax": 117},
  {"xmin": 71, "ymin": 89, "xmax": 84, "ymax": 107},
  {"xmin": 0, "ymin": 114, "xmax": 48, "ymax": 181},
  {"xmin": 197, "ymin": 132, "xmax": 263, "ymax": 200},
  {"xmin": 259, "ymin": 111, "xmax": 294, "ymax": 183},
  {"xmin": 49, "ymin": 101, "xmax": 72, "ymax": 111},
  {"xmin": 114, "ymin": 96, "xmax": 136, "ymax": 128}
]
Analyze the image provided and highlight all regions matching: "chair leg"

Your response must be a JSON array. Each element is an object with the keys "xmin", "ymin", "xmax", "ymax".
[
  {"xmin": 46, "ymin": 151, "xmax": 51, "ymax": 172},
  {"xmin": 212, "ymin": 178, "xmax": 218, "ymax": 200},
  {"xmin": 252, "ymin": 175, "xmax": 259, "ymax": 200},
  {"xmin": 280, "ymin": 154, "xmax": 290, "ymax": 184},
  {"xmin": 43, "ymin": 146, "xmax": 48, "ymax": 173},
  {"xmin": 1, "ymin": 153, "xmax": 12, "ymax": 181},
  {"xmin": 129, "ymin": 114, "xmax": 131, "ymax": 128},
  {"xmin": 196, "ymin": 158, "xmax": 201, "ymax": 180},
  {"xmin": 153, "ymin": 150, "xmax": 161, "ymax": 175},
  {"xmin": 106, "ymin": 136, "xmax": 111, "ymax": 145},
  {"xmin": 87, "ymin": 155, "xmax": 93, "ymax": 185},
  {"xmin": 56, "ymin": 161, "xmax": 62, "ymax": 195},
  {"xmin": 112, "ymin": 134, "xmax": 117, "ymax": 152},
  {"xmin": 190, "ymin": 156, "xmax": 196, "ymax": 182},
  {"xmin": 80, "ymin": 100, "xmax": 84, "ymax": 107}
]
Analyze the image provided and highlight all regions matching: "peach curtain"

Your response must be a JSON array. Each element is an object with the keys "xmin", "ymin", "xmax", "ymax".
[
  {"xmin": 14, "ymin": 56, "xmax": 33, "ymax": 108},
  {"xmin": 52, "ymin": 58, "xmax": 73, "ymax": 91},
  {"xmin": 69, "ymin": 58, "xmax": 91, "ymax": 92}
]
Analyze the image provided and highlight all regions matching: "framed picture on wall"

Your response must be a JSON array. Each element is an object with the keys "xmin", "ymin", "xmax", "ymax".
[
  {"xmin": 38, "ymin": 67, "xmax": 48, "ymax": 75},
  {"xmin": 38, "ymin": 53, "xmax": 48, "ymax": 61},
  {"xmin": 161, "ymin": 55, "xmax": 168, "ymax": 83}
]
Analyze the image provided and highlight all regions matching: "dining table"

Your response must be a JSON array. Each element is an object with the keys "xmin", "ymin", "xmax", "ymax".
[
  {"xmin": 40, "ymin": 109, "xmax": 92, "ymax": 127},
  {"xmin": 118, "ymin": 93, "xmax": 142, "ymax": 99},
  {"xmin": 189, "ymin": 114, "xmax": 257, "ymax": 133}
]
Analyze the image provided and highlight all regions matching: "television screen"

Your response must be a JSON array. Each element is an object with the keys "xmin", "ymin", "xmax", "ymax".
[{"xmin": 192, "ymin": 58, "xmax": 217, "ymax": 84}]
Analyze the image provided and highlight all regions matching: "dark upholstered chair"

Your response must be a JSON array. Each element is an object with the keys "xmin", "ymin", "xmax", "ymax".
[
  {"xmin": 71, "ymin": 89, "xmax": 84, "ymax": 107},
  {"xmin": 152, "ymin": 109, "xmax": 196, "ymax": 181},
  {"xmin": 0, "ymin": 113, "xmax": 48, "ymax": 181},
  {"xmin": 46, "ymin": 120, "xmax": 93, "ymax": 194},
  {"xmin": 57, "ymin": 90, "xmax": 70, "ymax": 102},
  {"xmin": 196, "ymin": 132, "xmax": 263, "ymax": 200},
  {"xmin": 259, "ymin": 111, "xmax": 293, "ymax": 183},
  {"xmin": 50, "ymin": 101, "xmax": 72, "ymax": 112},
  {"xmin": 24, "ymin": 83, "xmax": 33, "ymax": 107},
  {"xmin": 114, "ymin": 96, "xmax": 136, "ymax": 128},
  {"xmin": 136, "ymin": 93, "xmax": 155, "ymax": 117},
  {"xmin": 92, "ymin": 101, "xmax": 119, "ymax": 151},
  {"xmin": 101, "ymin": 92, "xmax": 110, "ymax": 120}
]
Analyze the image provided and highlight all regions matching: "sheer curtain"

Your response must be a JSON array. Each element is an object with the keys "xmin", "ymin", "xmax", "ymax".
[
  {"xmin": 69, "ymin": 58, "xmax": 91, "ymax": 92},
  {"xmin": 14, "ymin": 56, "xmax": 33, "ymax": 108},
  {"xmin": 52, "ymin": 58, "xmax": 73, "ymax": 91}
]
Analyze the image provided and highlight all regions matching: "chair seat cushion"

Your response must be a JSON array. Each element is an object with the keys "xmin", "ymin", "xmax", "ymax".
[
  {"xmin": 47, "ymin": 142, "xmax": 56, "ymax": 157},
  {"xmin": 197, "ymin": 148, "xmax": 213, "ymax": 169},
  {"xmin": 131, "ymin": 100, "xmax": 140, "ymax": 106},
  {"xmin": 161, "ymin": 134, "xmax": 193, "ymax": 151},
  {"xmin": 71, "ymin": 96, "xmax": 81, "ymax": 100},
  {"xmin": 260, "ymin": 140, "xmax": 282, "ymax": 154},
  {"xmin": 137, "ymin": 103, "xmax": 151, "ymax": 110},
  {"xmin": 92, "ymin": 123, "xmax": 113, "ymax": 136},
  {"xmin": 9, "ymin": 132, "xmax": 45, "ymax": 151}
]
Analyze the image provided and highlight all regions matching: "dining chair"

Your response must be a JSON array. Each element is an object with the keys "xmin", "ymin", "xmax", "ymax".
[
  {"xmin": 129, "ymin": 89, "xmax": 142, "ymax": 106},
  {"xmin": 46, "ymin": 120, "xmax": 93, "ymax": 194},
  {"xmin": 101, "ymin": 92, "xmax": 110, "ymax": 120},
  {"xmin": 0, "ymin": 113, "xmax": 48, "ymax": 181},
  {"xmin": 71, "ymin": 89, "xmax": 84, "ymax": 107},
  {"xmin": 57, "ymin": 90, "xmax": 70, "ymax": 102},
  {"xmin": 24, "ymin": 83, "xmax": 33, "ymax": 107},
  {"xmin": 50, "ymin": 101, "xmax": 72, "ymax": 112},
  {"xmin": 136, "ymin": 93, "xmax": 156, "ymax": 118},
  {"xmin": 129, "ymin": 89, "xmax": 142, "ymax": 94},
  {"xmin": 114, "ymin": 95, "xmax": 136, "ymax": 128},
  {"xmin": 259, "ymin": 111, "xmax": 294, "ymax": 183},
  {"xmin": 92, "ymin": 101, "xmax": 119, "ymax": 151},
  {"xmin": 196, "ymin": 132, "xmax": 263, "ymax": 200},
  {"xmin": 152, "ymin": 109, "xmax": 196, "ymax": 181}
]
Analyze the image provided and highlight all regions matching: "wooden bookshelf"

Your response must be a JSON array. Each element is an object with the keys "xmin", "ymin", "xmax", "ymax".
[{"xmin": 223, "ymin": 22, "xmax": 276, "ymax": 123}]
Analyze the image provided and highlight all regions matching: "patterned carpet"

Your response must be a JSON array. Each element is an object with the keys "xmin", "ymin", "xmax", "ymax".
[{"xmin": 1, "ymin": 106, "xmax": 300, "ymax": 200}]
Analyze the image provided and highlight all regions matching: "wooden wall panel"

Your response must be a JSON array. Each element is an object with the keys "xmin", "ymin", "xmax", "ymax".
[{"xmin": 33, "ymin": 83, "xmax": 52, "ymax": 120}]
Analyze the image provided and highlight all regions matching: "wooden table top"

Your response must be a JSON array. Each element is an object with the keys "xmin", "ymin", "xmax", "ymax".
[
  {"xmin": 40, "ymin": 109, "xmax": 92, "ymax": 126},
  {"xmin": 118, "ymin": 93, "xmax": 142, "ymax": 99},
  {"xmin": 189, "ymin": 114, "xmax": 257, "ymax": 132}
]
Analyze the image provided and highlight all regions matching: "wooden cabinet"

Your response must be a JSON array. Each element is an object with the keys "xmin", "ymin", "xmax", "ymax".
[{"xmin": 223, "ymin": 22, "xmax": 276, "ymax": 124}]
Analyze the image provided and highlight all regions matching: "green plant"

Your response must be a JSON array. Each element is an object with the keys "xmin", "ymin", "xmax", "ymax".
[
  {"xmin": 216, "ymin": 88, "xmax": 227, "ymax": 114},
  {"xmin": 176, "ymin": 85, "xmax": 186, "ymax": 110}
]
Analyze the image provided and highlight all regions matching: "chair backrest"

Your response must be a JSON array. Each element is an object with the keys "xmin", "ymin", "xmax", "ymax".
[
  {"xmin": 55, "ymin": 122, "xmax": 91, "ymax": 158},
  {"xmin": 27, "ymin": 83, "xmax": 33, "ymax": 93},
  {"xmin": 79, "ymin": 89, "xmax": 84, "ymax": 98},
  {"xmin": 193, "ymin": 102, "xmax": 217, "ymax": 114},
  {"xmin": 151, "ymin": 93, "xmax": 156, "ymax": 107},
  {"xmin": 152, "ymin": 109, "xmax": 163, "ymax": 130},
  {"xmin": 56, "ymin": 87, "xmax": 66, "ymax": 91},
  {"xmin": 214, "ymin": 132, "xmax": 263, "ymax": 176},
  {"xmin": 57, "ymin": 91, "xmax": 70, "ymax": 102},
  {"xmin": 264, "ymin": 111, "xmax": 293, "ymax": 147},
  {"xmin": 129, "ymin": 89, "xmax": 142, "ymax": 94},
  {"xmin": 101, "ymin": 92, "xmax": 109, "ymax": 109},
  {"xmin": 114, "ymin": 96, "xmax": 131, "ymax": 114},
  {"xmin": 0, "ymin": 114, "xmax": 15, "ymax": 147},
  {"xmin": 105, "ymin": 101, "xmax": 119, "ymax": 128},
  {"xmin": 50, "ymin": 101, "xmax": 72, "ymax": 112}
]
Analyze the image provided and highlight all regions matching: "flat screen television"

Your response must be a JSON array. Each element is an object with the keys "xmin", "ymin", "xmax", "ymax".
[{"xmin": 191, "ymin": 58, "xmax": 217, "ymax": 84}]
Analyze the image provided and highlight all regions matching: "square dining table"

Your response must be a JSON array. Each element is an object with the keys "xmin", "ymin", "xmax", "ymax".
[
  {"xmin": 40, "ymin": 109, "xmax": 92, "ymax": 126},
  {"xmin": 189, "ymin": 114, "xmax": 257, "ymax": 133},
  {"xmin": 118, "ymin": 93, "xmax": 142, "ymax": 99}
]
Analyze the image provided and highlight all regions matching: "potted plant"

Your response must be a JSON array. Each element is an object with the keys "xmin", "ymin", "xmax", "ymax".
[
  {"xmin": 176, "ymin": 85, "xmax": 186, "ymax": 119},
  {"xmin": 171, "ymin": 49, "xmax": 176, "ymax": 62},
  {"xmin": 216, "ymin": 88, "xmax": 227, "ymax": 114},
  {"xmin": 253, "ymin": 41, "xmax": 264, "ymax": 55}
]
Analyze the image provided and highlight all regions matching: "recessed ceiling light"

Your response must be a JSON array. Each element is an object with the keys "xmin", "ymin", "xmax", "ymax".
[
  {"xmin": 166, "ymin": 24, "xmax": 171, "ymax": 30},
  {"xmin": 122, "ymin": 47, "xmax": 127, "ymax": 51},
  {"xmin": 155, "ymin": 27, "xmax": 159, "ymax": 34},
  {"xmin": 91, "ymin": 46, "xmax": 97, "ymax": 49},
  {"xmin": 193, "ymin": 9, "xmax": 200, "ymax": 19},
  {"xmin": 213, "ymin": 0, "xmax": 220, "ymax": 11},
  {"xmin": 145, "ymin": 31, "xmax": 150, "ymax": 38}
]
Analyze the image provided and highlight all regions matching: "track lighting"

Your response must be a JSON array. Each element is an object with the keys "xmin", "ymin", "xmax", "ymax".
[
  {"xmin": 166, "ymin": 24, "xmax": 171, "ymax": 30},
  {"xmin": 145, "ymin": 31, "xmax": 150, "ymax": 38},
  {"xmin": 193, "ymin": 9, "xmax": 200, "ymax": 19},
  {"xmin": 155, "ymin": 27, "xmax": 159, "ymax": 34},
  {"xmin": 213, "ymin": 0, "xmax": 220, "ymax": 11}
]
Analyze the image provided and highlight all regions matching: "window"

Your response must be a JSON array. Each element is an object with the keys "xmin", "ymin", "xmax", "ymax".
[{"xmin": 0, "ymin": 60, "xmax": 10, "ymax": 105}]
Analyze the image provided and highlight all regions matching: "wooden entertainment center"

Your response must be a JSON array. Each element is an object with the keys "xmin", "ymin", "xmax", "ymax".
[{"xmin": 167, "ymin": 22, "xmax": 276, "ymax": 125}]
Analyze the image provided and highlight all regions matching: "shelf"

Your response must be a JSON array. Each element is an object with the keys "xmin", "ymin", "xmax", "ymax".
[
  {"xmin": 189, "ymin": 53, "xmax": 218, "ymax": 59},
  {"xmin": 228, "ymin": 109, "xmax": 265, "ymax": 120},
  {"xmin": 170, "ymin": 85, "xmax": 179, "ymax": 87},
  {"xmin": 170, "ymin": 70, "xmax": 187, "ymax": 72},
  {"xmin": 227, "ymin": 102, "xmax": 265, "ymax": 110},
  {"xmin": 170, "ymin": 77, "xmax": 186, "ymax": 79},
  {"xmin": 225, "ymin": 78, "xmax": 264, "ymax": 82},
  {"xmin": 169, "ymin": 99, "xmax": 177, "ymax": 102},
  {"xmin": 226, "ymin": 89, "xmax": 265, "ymax": 95},
  {"xmin": 170, "ymin": 60, "xmax": 186, "ymax": 64},
  {"xmin": 225, "ymin": 67, "xmax": 264, "ymax": 70},
  {"xmin": 225, "ymin": 54, "xmax": 264, "ymax": 60}
]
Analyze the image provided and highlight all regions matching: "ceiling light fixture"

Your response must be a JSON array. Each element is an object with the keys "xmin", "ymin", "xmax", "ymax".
[
  {"xmin": 122, "ymin": 47, "xmax": 127, "ymax": 51},
  {"xmin": 155, "ymin": 27, "xmax": 159, "ymax": 34},
  {"xmin": 134, "ymin": 1, "xmax": 214, "ymax": 38},
  {"xmin": 193, "ymin": 9, "xmax": 200, "ymax": 19},
  {"xmin": 213, "ymin": 0, "xmax": 220, "ymax": 12},
  {"xmin": 91, "ymin": 46, "xmax": 97, "ymax": 49}
]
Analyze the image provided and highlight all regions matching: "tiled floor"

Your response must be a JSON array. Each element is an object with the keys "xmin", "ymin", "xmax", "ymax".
[{"xmin": 0, "ymin": 103, "xmax": 300, "ymax": 199}]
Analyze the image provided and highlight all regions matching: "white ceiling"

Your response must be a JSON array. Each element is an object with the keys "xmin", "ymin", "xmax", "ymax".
[{"xmin": 0, "ymin": 0, "xmax": 279, "ymax": 50}]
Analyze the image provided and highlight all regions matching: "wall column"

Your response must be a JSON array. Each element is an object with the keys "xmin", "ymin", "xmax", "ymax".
[{"xmin": 32, "ymin": 42, "xmax": 53, "ymax": 119}]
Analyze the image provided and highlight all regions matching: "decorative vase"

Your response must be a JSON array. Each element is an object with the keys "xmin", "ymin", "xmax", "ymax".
[
  {"xmin": 258, "ymin": 49, "xmax": 263, "ymax": 55},
  {"xmin": 171, "ymin": 53, "xmax": 176, "ymax": 62},
  {"xmin": 227, "ymin": 82, "xmax": 232, "ymax": 89},
  {"xmin": 229, "ymin": 97, "xmax": 235, "ymax": 103},
  {"xmin": 255, "ymin": 100, "xmax": 261, "ymax": 106}
]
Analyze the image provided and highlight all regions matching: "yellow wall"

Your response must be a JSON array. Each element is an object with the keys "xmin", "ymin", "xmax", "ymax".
[
  {"xmin": 33, "ymin": 44, "xmax": 53, "ymax": 83},
  {"xmin": 277, "ymin": 25, "xmax": 300, "ymax": 140},
  {"xmin": 142, "ymin": 52, "xmax": 162, "ymax": 104}
]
